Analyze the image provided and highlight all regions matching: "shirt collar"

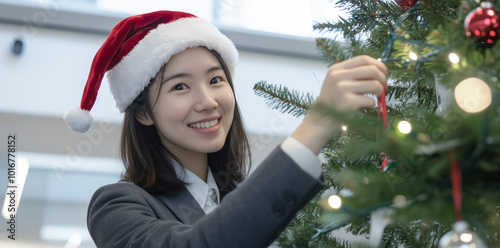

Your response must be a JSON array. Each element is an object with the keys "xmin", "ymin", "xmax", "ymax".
[{"xmin": 171, "ymin": 161, "xmax": 220, "ymax": 211}]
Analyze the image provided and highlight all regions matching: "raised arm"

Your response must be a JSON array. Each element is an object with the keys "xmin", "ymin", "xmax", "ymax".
[{"xmin": 292, "ymin": 55, "xmax": 388, "ymax": 155}]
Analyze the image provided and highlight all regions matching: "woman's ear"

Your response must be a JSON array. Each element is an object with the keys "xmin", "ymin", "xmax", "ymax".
[{"xmin": 135, "ymin": 106, "xmax": 154, "ymax": 126}]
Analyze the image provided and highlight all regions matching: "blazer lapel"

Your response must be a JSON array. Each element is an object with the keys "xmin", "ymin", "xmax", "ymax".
[{"xmin": 156, "ymin": 187, "xmax": 205, "ymax": 225}]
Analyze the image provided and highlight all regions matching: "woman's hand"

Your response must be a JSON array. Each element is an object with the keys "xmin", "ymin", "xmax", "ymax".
[{"xmin": 291, "ymin": 55, "xmax": 388, "ymax": 155}]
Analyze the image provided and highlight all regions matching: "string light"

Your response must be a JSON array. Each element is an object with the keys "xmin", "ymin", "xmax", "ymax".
[
  {"xmin": 397, "ymin": 120, "xmax": 412, "ymax": 134},
  {"xmin": 328, "ymin": 195, "xmax": 342, "ymax": 209},
  {"xmin": 448, "ymin": 52, "xmax": 460, "ymax": 64},
  {"xmin": 460, "ymin": 233, "xmax": 473, "ymax": 243},
  {"xmin": 377, "ymin": 58, "xmax": 382, "ymax": 62},
  {"xmin": 454, "ymin": 77, "xmax": 492, "ymax": 113},
  {"xmin": 342, "ymin": 125, "xmax": 347, "ymax": 131},
  {"xmin": 409, "ymin": 52, "xmax": 418, "ymax": 60}
]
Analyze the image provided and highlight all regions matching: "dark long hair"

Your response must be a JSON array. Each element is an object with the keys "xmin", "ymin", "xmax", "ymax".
[{"xmin": 120, "ymin": 48, "xmax": 251, "ymax": 196}]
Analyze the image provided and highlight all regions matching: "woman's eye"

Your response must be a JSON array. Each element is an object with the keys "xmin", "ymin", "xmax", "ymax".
[
  {"xmin": 210, "ymin": 77, "xmax": 223, "ymax": 85},
  {"xmin": 172, "ymin": 84, "xmax": 188, "ymax": 91}
]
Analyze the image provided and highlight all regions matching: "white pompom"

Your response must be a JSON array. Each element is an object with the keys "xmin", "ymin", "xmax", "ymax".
[{"xmin": 63, "ymin": 107, "xmax": 93, "ymax": 133}]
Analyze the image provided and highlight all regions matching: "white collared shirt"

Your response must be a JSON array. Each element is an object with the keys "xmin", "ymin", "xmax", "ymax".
[{"xmin": 171, "ymin": 161, "xmax": 220, "ymax": 214}]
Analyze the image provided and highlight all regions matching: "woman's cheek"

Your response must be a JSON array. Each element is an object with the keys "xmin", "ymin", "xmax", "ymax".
[
  {"xmin": 223, "ymin": 88, "xmax": 236, "ymax": 110},
  {"xmin": 155, "ymin": 98, "xmax": 191, "ymax": 123}
]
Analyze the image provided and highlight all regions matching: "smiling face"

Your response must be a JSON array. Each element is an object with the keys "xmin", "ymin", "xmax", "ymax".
[{"xmin": 138, "ymin": 47, "xmax": 235, "ymax": 160}]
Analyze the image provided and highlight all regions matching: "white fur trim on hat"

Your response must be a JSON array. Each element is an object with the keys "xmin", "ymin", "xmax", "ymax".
[{"xmin": 106, "ymin": 17, "xmax": 239, "ymax": 113}]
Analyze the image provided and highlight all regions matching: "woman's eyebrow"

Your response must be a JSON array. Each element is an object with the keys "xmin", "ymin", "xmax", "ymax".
[
  {"xmin": 206, "ymin": 66, "xmax": 223, "ymax": 74},
  {"xmin": 163, "ymin": 66, "xmax": 224, "ymax": 84},
  {"xmin": 162, "ymin": 73, "xmax": 190, "ymax": 84}
]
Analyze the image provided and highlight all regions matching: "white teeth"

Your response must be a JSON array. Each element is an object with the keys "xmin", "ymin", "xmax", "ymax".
[{"xmin": 189, "ymin": 119, "xmax": 219, "ymax": 129}]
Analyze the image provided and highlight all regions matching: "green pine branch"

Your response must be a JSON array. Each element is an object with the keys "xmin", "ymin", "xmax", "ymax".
[
  {"xmin": 315, "ymin": 37, "xmax": 353, "ymax": 65},
  {"xmin": 253, "ymin": 81, "xmax": 314, "ymax": 117}
]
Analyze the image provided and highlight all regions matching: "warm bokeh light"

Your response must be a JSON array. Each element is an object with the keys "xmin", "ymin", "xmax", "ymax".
[
  {"xmin": 342, "ymin": 125, "xmax": 347, "ymax": 131},
  {"xmin": 460, "ymin": 233, "xmax": 473, "ymax": 243},
  {"xmin": 454, "ymin": 77, "xmax": 492, "ymax": 113},
  {"xmin": 393, "ymin": 195, "xmax": 407, "ymax": 208},
  {"xmin": 328, "ymin": 195, "xmax": 342, "ymax": 209},
  {"xmin": 448, "ymin": 52, "xmax": 460, "ymax": 64},
  {"xmin": 397, "ymin": 121, "xmax": 412, "ymax": 134},
  {"xmin": 409, "ymin": 52, "xmax": 418, "ymax": 60}
]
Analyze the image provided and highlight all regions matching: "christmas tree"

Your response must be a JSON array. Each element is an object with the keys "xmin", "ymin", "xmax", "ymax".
[{"xmin": 254, "ymin": 0, "xmax": 500, "ymax": 247}]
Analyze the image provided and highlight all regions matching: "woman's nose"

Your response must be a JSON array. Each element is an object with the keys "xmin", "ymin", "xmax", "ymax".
[{"xmin": 194, "ymin": 85, "xmax": 218, "ymax": 112}]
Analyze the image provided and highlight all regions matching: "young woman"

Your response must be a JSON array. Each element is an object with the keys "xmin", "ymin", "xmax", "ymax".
[{"xmin": 64, "ymin": 10, "xmax": 387, "ymax": 248}]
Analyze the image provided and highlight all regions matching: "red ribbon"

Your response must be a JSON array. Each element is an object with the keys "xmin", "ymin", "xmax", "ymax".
[
  {"xmin": 377, "ymin": 90, "xmax": 389, "ymax": 171},
  {"xmin": 377, "ymin": 90, "xmax": 388, "ymax": 141},
  {"xmin": 449, "ymin": 149, "xmax": 463, "ymax": 221}
]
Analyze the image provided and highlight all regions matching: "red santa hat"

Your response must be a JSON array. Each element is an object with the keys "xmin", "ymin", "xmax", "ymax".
[{"xmin": 64, "ymin": 10, "xmax": 238, "ymax": 133}]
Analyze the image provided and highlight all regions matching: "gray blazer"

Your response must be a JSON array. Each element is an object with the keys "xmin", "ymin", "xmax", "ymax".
[{"xmin": 87, "ymin": 147, "xmax": 325, "ymax": 248}]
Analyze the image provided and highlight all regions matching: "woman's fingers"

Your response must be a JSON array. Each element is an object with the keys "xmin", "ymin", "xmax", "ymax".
[
  {"xmin": 329, "ymin": 68, "xmax": 387, "ymax": 90},
  {"xmin": 334, "ymin": 55, "xmax": 387, "ymax": 74},
  {"xmin": 337, "ymin": 80, "xmax": 386, "ymax": 96},
  {"xmin": 326, "ymin": 90, "xmax": 378, "ymax": 111},
  {"xmin": 319, "ymin": 55, "xmax": 388, "ymax": 112},
  {"xmin": 326, "ymin": 56, "xmax": 388, "ymax": 92}
]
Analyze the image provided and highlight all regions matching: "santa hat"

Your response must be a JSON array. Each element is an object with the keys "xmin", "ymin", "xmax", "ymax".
[{"xmin": 64, "ymin": 10, "xmax": 238, "ymax": 133}]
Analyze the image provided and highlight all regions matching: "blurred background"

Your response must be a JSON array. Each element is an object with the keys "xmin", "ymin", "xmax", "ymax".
[{"xmin": 0, "ymin": 0, "xmax": 342, "ymax": 247}]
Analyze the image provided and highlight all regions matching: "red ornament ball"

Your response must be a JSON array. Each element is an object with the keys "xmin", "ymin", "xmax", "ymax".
[
  {"xmin": 464, "ymin": 2, "xmax": 500, "ymax": 44},
  {"xmin": 397, "ymin": 0, "xmax": 418, "ymax": 10}
]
